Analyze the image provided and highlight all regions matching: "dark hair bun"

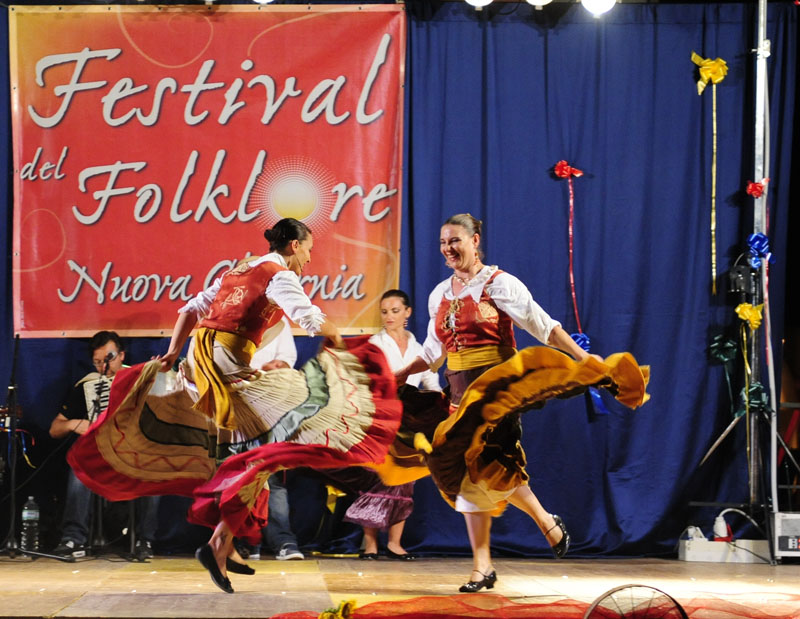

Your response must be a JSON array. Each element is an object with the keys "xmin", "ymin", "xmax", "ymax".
[{"xmin": 263, "ymin": 218, "xmax": 312, "ymax": 253}]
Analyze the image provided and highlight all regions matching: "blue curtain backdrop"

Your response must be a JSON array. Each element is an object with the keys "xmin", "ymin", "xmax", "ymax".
[{"xmin": 1, "ymin": 3, "xmax": 797, "ymax": 557}]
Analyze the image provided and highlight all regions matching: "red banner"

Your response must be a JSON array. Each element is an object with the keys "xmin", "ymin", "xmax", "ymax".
[{"xmin": 10, "ymin": 5, "xmax": 405, "ymax": 337}]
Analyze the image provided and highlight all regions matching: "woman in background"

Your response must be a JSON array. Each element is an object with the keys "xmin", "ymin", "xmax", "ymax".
[{"xmin": 343, "ymin": 290, "xmax": 440, "ymax": 560}]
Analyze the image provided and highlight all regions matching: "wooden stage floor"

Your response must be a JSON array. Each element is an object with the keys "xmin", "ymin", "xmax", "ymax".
[{"xmin": 2, "ymin": 553, "xmax": 800, "ymax": 618}]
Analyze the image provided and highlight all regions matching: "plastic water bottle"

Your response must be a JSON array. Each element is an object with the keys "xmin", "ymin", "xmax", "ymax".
[{"xmin": 20, "ymin": 496, "xmax": 39, "ymax": 552}]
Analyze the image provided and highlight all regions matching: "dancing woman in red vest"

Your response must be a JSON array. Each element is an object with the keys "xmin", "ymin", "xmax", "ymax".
[
  {"xmin": 69, "ymin": 218, "xmax": 402, "ymax": 594},
  {"xmin": 158, "ymin": 217, "xmax": 349, "ymax": 590},
  {"xmin": 395, "ymin": 213, "xmax": 648, "ymax": 593}
]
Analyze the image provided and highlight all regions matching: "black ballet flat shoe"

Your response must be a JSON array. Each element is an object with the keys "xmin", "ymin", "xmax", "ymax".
[
  {"xmin": 547, "ymin": 514, "xmax": 571, "ymax": 560},
  {"xmin": 385, "ymin": 549, "xmax": 417, "ymax": 561},
  {"xmin": 458, "ymin": 569, "xmax": 497, "ymax": 593},
  {"xmin": 359, "ymin": 552, "xmax": 379, "ymax": 560},
  {"xmin": 195, "ymin": 545, "xmax": 234, "ymax": 594},
  {"xmin": 226, "ymin": 558, "xmax": 255, "ymax": 575}
]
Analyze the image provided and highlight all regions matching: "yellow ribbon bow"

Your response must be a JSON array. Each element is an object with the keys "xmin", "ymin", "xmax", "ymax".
[
  {"xmin": 735, "ymin": 303, "xmax": 763, "ymax": 330},
  {"xmin": 691, "ymin": 52, "xmax": 727, "ymax": 295},
  {"xmin": 319, "ymin": 600, "xmax": 356, "ymax": 619},
  {"xmin": 691, "ymin": 52, "xmax": 728, "ymax": 95}
]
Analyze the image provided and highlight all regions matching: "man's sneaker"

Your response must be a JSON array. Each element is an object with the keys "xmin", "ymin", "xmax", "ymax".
[
  {"xmin": 248, "ymin": 548, "xmax": 261, "ymax": 561},
  {"xmin": 134, "ymin": 539, "xmax": 154, "ymax": 560},
  {"xmin": 53, "ymin": 540, "xmax": 86, "ymax": 559},
  {"xmin": 275, "ymin": 544, "xmax": 304, "ymax": 561}
]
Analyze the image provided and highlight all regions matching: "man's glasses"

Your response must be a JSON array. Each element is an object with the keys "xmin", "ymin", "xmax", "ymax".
[{"xmin": 92, "ymin": 350, "xmax": 118, "ymax": 369}]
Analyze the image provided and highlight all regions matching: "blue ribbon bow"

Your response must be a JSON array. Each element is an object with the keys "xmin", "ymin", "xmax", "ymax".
[
  {"xmin": 747, "ymin": 232, "xmax": 773, "ymax": 270},
  {"xmin": 571, "ymin": 332, "xmax": 610, "ymax": 417}
]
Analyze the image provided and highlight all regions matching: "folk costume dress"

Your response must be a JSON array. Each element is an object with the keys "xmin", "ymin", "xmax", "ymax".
[
  {"xmin": 379, "ymin": 265, "xmax": 650, "ymax": 514},
  {"xmin": 335, "ymin": 330, "xmax": 442, "ymax": 532},
  {"xmin": 68, "ymin": 253, "xmax": 402, "ymax": 544}
]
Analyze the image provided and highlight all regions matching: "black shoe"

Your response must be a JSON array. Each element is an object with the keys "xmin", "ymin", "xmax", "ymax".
[
  {"xmin": 134, "ymin": 540, "xmax": 154, "ymax": 561},
  {"xmin": 358, "ymin": 552, "xmax": 379, "ymax": 560},
  {"xmin": 459, "ymin": 569, "xmax": 497, "ymax": 593},
  {"xmin": 225, "ymin": 558, "xmax": 255, "ymax": 575},
  {"xmin": 547, "ymin": 514, "xmax": 570, "ymax": 559},
  {"xmin": 53, "ymin": 540, "xmax": 86, "ymax": 559},
  {"xmin": 385, "ymin": 549, "xmax": 417, "ymax": 561},
  {"xmin": 195, "ymin": 545, "xmax": 234, "ymax": 594}
]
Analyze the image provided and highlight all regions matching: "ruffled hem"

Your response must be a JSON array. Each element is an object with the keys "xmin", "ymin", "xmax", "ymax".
[{"xmin": 343, "ymin": 482, "xmax": 415, "ymax": 529}]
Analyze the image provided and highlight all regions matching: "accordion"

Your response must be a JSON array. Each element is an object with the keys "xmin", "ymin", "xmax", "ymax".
[{"xmin": 83, "ymin": 376, "xmax": 112, "ymax": 423}]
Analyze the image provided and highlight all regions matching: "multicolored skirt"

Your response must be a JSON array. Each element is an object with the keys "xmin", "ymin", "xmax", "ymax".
[
  {"xmin": 67, "ymin": 335, "xmax": 402, "ymax": 544},
  {"xmin": 376, "ymin": 347, "xmax": 650, "ymax": 515}
]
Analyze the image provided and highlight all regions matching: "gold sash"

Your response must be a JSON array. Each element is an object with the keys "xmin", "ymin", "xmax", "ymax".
[
  {"xmin": 447, "ymin": 345, "xmax": 516, "ymax": 372},
  {"xmin": 192, "ymin": 327, "xmax": 256, "ymax": 430}
]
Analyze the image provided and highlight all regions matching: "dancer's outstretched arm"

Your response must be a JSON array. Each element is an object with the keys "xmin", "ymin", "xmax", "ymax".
[{"xmin": 158, "ymin": 311, "xmax": 198, "ymax": 372}]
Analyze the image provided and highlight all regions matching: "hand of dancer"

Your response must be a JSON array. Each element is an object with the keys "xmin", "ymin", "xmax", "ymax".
[
  {"xmin": 318, "ymin": 318, "xmax": 344, "ymax": 349},
  {"xmin": 155, "ymin": 351, "xmax": 180, "ymax": 373},
  {"xmin": 394, "ymin": 357, "xmax": 429, "ymax": 386},
  {"xmin": 394, "ymin": 367, "xmax": 411, "ymax": 386},
  {"xmin": 261, "ymin": 359, "xmax": 290, "ymax": 371}
]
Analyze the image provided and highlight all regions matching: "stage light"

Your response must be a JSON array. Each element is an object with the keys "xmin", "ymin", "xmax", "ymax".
[
  {"xmin": 465, "ymin": 0, "xmax": 494, "ymax": 8},
  {"xmin": 525, "ymin": 0, "xmax": 553, "ymax": 6},
  {"xmin": 581, "ymin": 0, "xmax": 616, "ymax": 17},
  {"xmin": 253, "ymin": 0, "xmax": 275, "ymax": 4}
]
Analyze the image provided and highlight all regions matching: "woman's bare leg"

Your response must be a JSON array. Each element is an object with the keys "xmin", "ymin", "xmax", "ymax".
[
  {"xmin": 462, "ymin": 511, "xmax": 494, "ymax": 578},
  {"xmin": 208, "ymin": 521, "xmax": 233, "ymax": 577},
  {"xmin": 386, "ymin": 520, "xmax": 407, "ymax": 555},
  {"xmin": 362, "ymin": 526, "xmax": 379, "ymax": 555},
  {"xmin": 507, "ymin": 485, "xmax": 562, "ymax": 546}
]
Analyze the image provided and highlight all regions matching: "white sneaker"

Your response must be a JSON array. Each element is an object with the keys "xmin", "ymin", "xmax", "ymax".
[
  {"xmin": 275, "ymin": 545, "xmax": 304, "ymax": 561},
  {"xmin": 248, "ymin": 550, "xmax": 261, "ymax": 561}
]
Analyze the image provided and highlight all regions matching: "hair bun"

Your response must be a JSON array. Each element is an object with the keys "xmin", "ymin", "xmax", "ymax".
[{"xmin": 263, "ymin": 218, "xmax": 312, "ymax": 252}]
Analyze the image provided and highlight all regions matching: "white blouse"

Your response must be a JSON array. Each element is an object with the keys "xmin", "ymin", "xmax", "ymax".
[
  {"xmin": 179, "ymin": 253, "xmax": 326, "ymax": 336},
  {"xmin": 420, "ymin": 265, "xmax": 561, "ymax": 367},
  {"xmin": 250, "ymin": 317, "xmax": 298, "ymax": 369},
  {"xmin": 369, "ymin": 329, "xmax": 441, "ymax": 391}
]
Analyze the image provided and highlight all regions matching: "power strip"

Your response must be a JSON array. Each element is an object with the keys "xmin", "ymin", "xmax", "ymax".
[{"xmin": 678, "ymin": 539, "xmax": 770, "ymax": 563}]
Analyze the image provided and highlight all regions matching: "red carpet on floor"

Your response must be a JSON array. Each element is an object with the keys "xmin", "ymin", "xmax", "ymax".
[{"xmin": 272, "ymin": 592, "xmax": 800, "ymax": 619}]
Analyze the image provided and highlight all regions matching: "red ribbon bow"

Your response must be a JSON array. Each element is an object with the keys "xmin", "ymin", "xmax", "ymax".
[
  {"xmin": 746, "ymin": 178, "xmax": 769, "ymax": 198},
  {"xmin": 553, "ymin": 160, "xmax": 584, "ymax": 334},
  {"xmin": 554, "ymin": 160, "xmax": 583, "ymax": 179}
]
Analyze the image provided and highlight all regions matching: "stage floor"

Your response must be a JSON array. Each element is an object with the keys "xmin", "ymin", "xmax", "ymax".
[{"xmin": 2, "ymin": 553, "xmax": 800, "ymax": 618}]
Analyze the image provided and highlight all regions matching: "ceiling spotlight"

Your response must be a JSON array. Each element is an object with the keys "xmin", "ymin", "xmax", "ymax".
[
  {"xmin": 581, "ymin": 0, "xmax": 616, "ymax": 17},
  {"xmin": 525, "ymin": 0, "xmax": 553, "ymax": 5},
  {"xmin": 465, "ymin": 0, "xmax": 494, "ymax": 8}
]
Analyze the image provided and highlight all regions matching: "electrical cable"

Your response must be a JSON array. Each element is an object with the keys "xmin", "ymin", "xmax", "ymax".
[{"xmin": 716, "ymin": 507, "xmax": 767, "ymax": 538}]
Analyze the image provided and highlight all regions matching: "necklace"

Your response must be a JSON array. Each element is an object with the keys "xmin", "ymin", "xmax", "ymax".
[{"xmin": 453, "ymin": 263, "xmax": 483, "ymax": 286}]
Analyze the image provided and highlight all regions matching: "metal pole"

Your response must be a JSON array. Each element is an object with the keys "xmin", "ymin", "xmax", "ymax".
[
  {"xmin": 753, "ymin": 0, "xmax": 768, "ymax": 236},
  {"xmin": 752, "ymin": 0, "xmax": 779, "ymax": 561},
  {"xmin": 748, "ymin": 0, "xmax": 766, "ymax": 507}
]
